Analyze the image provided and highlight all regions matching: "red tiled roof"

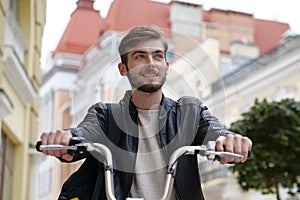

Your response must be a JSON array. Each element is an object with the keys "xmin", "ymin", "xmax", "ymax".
[
  {"xmin": 255, "ymin": 19, "xmax": 290, "ymax": 53},
  {"xmin": 106, "ymin": 0, "xmax": 170, "ymax": 32},
  {"xmin": 54, "ymin": 0, "xmax": 291, "ymax": 58},
  {"xmin": 52, "ymin": 0, "xmax": 108, "ymax": 57}
]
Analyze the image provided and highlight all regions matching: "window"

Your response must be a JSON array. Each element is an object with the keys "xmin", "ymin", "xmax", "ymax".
[
  {"xmin": 0, "ymin": 133, "xmax": 3, "ymax": 199},
  {"xmin": 9, "ymin": 0, "xmax": 18, "ymax": 21},
  {"xmin": 38, "ymin": 168, "xmax": 52, "ymax": 197},
  {"xmin": 0, "ymin": 132, "xmax": 14, "ymax": 200},
  {"xmin": 41, "ymin": 92, "xmax": 54, "ymax": 131}
]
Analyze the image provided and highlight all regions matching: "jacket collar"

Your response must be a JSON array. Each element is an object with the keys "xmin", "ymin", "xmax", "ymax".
[{"xmin": 120, "ymin": 90, "xmax": 171, "ymax": 119}]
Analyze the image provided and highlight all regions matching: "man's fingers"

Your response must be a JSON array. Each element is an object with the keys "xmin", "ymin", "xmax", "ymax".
[
  {"xmin": 216, "ymin": 134, "xmax": 252, "ymax": 164},
  {"xmin": 215, "ymin": 136, "xmax": 226, "ymax": 151},
  {"xmin": 40, "ymin": 131, "xmax": 50, "ymax": 155},
  {"xmin": 62, "ymin": 153, "xmax": 73, "ymax": 161},
  {"xmin": 233, "ymin": 134, "xmax": 242, "ymax": 155},
  {"xmin": 241, "ymin": 136, "xmax": 252, "ymax": 162},
  {"xmin": 59, "ymin": 131, "xmax": 73, "ymax": 157},
  {"xmin": 39, "ymin": 130, "xmax": 73, "ymax": 160},
  {"xmin": 216, "ymin": 135, "xmax": 232, "ymax": 164}
]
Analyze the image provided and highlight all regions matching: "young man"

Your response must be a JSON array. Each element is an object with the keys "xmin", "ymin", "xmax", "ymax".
[{"xmin": 40, "ymin": 26, "xmax": 252, "ymax": 200}]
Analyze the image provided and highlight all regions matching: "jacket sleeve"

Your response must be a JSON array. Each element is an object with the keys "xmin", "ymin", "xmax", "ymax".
[
  {"xmin": 195, "ymin": 100, "xmax": 235, "ymax": 145},
  {"xmin": 70, "ymin": 103, "xmax": 107, "ymax": 142},
  {"xmin": 64, "ymin": 103, "xmax": 109, "ymax": 161},
  {"xmin": 177, "ymin": 96, "xmax": 235, "ymax": 146},
  {"xmin": 71, "ymin": 103, "xmax": 108, "ymax": 143}
]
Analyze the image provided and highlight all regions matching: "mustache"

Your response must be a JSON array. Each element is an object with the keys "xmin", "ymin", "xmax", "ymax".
[
  {"xmin": 140, "ymin": 68, "xmax": 159, "ymax": 74},
  {"xmin": 126, "ymin": 66, "xmax": 158, "ymax": 74}
]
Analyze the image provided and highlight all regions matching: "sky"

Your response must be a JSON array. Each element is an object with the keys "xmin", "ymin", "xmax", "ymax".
[{"xmin": 41, "ymin": 0, "xmax": 300, "ymax": 69}]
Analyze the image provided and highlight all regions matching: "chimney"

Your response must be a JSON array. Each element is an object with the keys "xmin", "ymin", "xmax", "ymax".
[
  {"xmin": 169, "ymin": 1, "xmax": 203, "ymax": 37},
  {"xmin": 77, "ymin": 0, "xmax": 94, "ymax": 9},
  {"xmin": 230, "ymin": 41, "xmax": 259, "ymax": 59}
]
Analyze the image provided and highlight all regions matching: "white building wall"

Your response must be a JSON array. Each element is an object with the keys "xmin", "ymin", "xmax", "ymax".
[{"xmin": 203, "ymin": 35, "xmax": 300, "ymax": 200}]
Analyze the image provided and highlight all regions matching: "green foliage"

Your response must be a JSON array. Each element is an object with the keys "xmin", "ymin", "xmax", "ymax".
[{"xmin": 229, "ymin": 98, "xmax": 300, "ymax": 198}]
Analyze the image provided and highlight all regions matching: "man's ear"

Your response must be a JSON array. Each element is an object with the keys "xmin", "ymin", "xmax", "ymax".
[
  {"xmin": 166, "ymin": 60, "xmax": 170, "ymax": 74},
  {"xmin": 118, "ymin": 63, "xmax": 127, "ymax": 76}
]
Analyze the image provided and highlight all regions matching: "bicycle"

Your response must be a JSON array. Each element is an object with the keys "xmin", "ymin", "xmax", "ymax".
[{"xmin": 36, "ymin": 137, "xmax": 245, "ymax": 200}]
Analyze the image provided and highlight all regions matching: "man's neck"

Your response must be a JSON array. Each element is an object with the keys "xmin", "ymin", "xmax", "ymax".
[{"xmin": 131, "ymin": 89, "xmax": 162, "ymax": 110}]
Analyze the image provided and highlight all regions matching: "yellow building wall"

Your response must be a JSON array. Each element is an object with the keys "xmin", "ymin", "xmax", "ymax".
[
  {"xmin": 0, "ymin": 3, "xmax": 4, "ymax": 59},
  {"xmin": 0, "ymin": 0, "xmax": 46, "ymax": 199},
  {"xmin": 52, "ymin": 91, "xmax": 83, "ymax": 198},
  {"xmin": 2, "ymin": 75, "xmax": 26, "ymax": 141}
]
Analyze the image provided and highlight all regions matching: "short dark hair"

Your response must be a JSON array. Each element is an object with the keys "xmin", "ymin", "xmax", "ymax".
[{"xmin": 118, "ymin": 26, "xmax": 169, "ymax": 65}]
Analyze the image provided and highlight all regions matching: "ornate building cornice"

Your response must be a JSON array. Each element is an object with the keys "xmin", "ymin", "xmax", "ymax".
[{"xmin": 212, "ymin": 35, "xmax": 300, "ymax": 93}]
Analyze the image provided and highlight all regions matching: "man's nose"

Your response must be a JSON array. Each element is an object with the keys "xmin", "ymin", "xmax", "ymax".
[{"xmin": 147, "ymin": 55, "xmax": 155, "ymax": 65}]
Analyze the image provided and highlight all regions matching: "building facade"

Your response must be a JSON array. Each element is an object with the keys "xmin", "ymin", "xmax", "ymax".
[
  {"xmin": 0, "ymin": 0, "xmax": 46, "ymax": 199},
  {"xmin": 200, "ymin": 34, "xmax": 300, "ymax": 200},
  {"xmin": 38, "ymin": 0, "xmax": 108, "ymax": 199},
  {"xmin": 39, "ymin": 0, "xmax": 297, "ymax": 199}
]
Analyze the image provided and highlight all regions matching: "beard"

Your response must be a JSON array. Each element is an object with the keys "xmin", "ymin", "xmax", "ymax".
[
  {"xmin": 127, "ymin": 68, "xmax": 167, "ymax": 93},
  {"xmin": 136, "ymin": 83, "xmax": 163, "ymax": 93}
]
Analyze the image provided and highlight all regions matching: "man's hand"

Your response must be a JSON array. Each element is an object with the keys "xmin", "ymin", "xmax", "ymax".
[
  {"xmin": 40, "ymin": 130, "xmax": 73, "ymax": 161},
  {"xmin": 215, "ymin": 134, "xmax": 252, "ymax": 164}
]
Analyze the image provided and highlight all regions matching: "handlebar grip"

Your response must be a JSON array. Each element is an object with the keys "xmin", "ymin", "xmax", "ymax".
[
  {"xmin": 36, "ymin": 141, "xmax": 42, "ymax": 152},
  {"xmin": 35, "ymin": 137, "xmax": 87, "ymax": 156},
  {"xmin": 215, "ymin": 150, "xmax": 251, "ymax": 163}
]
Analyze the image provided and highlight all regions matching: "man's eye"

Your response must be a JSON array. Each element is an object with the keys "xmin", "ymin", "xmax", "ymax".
[
  {"xmin": 155, "ymin": 54, "xmax": 164, "ymax": 59},
  {"xmin": 136, "ymin": 55, "xmax": 144, "ymax": 59}
]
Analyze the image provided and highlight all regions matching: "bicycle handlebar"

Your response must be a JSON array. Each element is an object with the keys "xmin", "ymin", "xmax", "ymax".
[{"xmin": 35, "ymin": 138, "xmax": 248, "ymax": 200}]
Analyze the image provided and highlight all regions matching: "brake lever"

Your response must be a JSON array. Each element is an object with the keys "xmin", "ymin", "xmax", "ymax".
[{"xmin": 35, "ymin": 137, "xmax": 89, "ymax": 156}]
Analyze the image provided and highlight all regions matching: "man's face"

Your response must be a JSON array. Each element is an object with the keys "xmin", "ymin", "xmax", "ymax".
[{"xmin": 121, "ymin": 39, "xmax": 169, "ymax": 93}]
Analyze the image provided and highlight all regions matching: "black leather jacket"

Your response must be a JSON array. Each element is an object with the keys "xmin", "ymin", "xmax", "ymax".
[{"xmin": 61, "ymin": 91, "xmax": 233, "ymax": 200}]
